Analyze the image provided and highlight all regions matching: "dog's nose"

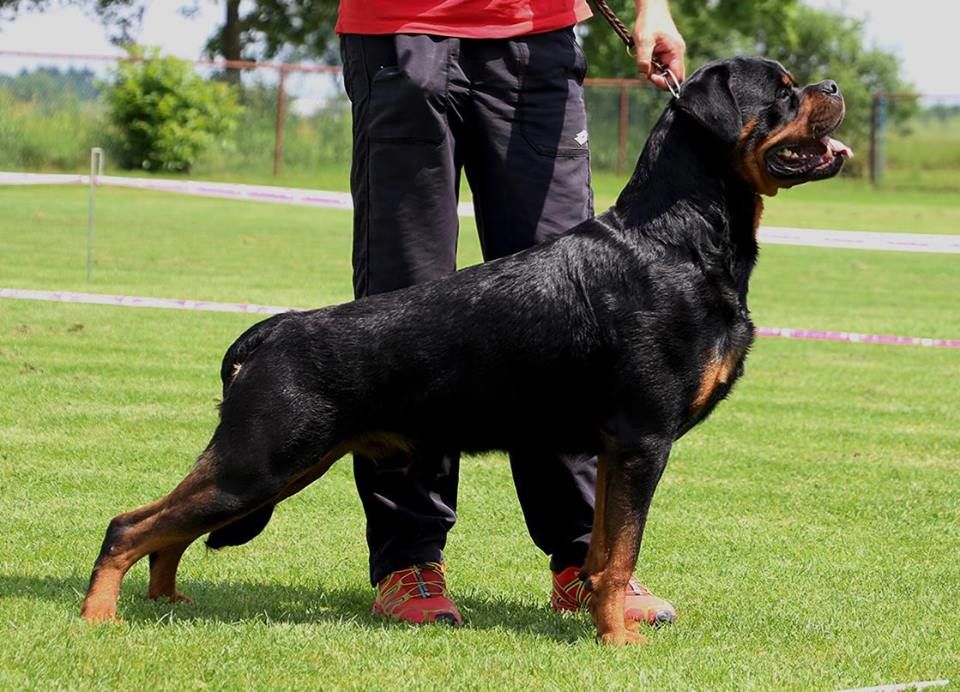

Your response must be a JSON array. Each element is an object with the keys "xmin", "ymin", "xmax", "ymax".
[{"xmin": 818, "ymin": 80, "xmax": 841, "ymax": 97}]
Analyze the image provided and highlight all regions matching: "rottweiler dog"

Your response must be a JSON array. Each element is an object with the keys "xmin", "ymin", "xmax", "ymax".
[{"xmin": 81, "ymin": 57, "xmax": 850, "ymax": 644}]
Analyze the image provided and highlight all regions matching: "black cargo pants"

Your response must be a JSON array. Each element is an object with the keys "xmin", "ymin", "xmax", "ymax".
[{"xmin": 340, "ymin": 28, "xmax": 597, "ymax": 586}]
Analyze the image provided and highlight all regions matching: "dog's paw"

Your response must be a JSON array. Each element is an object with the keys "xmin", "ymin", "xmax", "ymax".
[
  {"xmin": 597, "ymin": 628, "xmax": 649, "ymax": 646},
  {"xmin": 148, "ymin": 590, "xmax": 193, "ymax": 604},
  {"xmin": 80, "ymin": 600, "xmax": 123, "ymax": 624}
]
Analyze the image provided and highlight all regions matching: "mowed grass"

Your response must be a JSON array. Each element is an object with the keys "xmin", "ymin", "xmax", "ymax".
[
  {"xmin": 1, "ymin": 184, "xmax": 959, "ymax": 688},
  {"xmin": 72, "ymin": 157, "xmax": 960, "ymax": 236}
]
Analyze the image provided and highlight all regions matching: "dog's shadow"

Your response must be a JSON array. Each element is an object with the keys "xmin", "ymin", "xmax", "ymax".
[{"xmin": 1, "ymin": 572, "xmax": 593, "ymax": 643}]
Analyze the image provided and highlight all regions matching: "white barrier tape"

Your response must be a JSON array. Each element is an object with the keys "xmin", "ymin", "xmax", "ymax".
[
  {"xmin": 0, "ymin": 288, "xmax": 290, "ymax": 315},
  {"xmin": 2, "ymin": 171, "xmax": 959, "ymax": 254},
  {"xmin": 761, "ymin": 226, "xmax": 960, "ymax": 254},
  {"xmin": 3, "ymin": 287, "xmax": 959, "ymax": 350},
  {"xmin": 0, "ymin": 172, "xmax": 86, "ymax": 185}
]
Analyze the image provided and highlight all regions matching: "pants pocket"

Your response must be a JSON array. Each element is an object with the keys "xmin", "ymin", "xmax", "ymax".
[
  {"xmin": 517, "ymin": 28, "xmax": 590, "ymax": 158},
  {"xmin": 368, "ymin": 66, "xmax": 447, "ymax": 145}
]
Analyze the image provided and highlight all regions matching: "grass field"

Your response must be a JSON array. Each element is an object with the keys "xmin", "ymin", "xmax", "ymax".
[
  {"xmin": 76, "ymin": 161, "xmax": 960, "ymax": 236},
  {"xmin": 883, "ymin": 114, "xmax": 960, "ymax": 191},
  {"xmin": 1, "ymin": 183, "xmax": 958, "ymax": 689}
]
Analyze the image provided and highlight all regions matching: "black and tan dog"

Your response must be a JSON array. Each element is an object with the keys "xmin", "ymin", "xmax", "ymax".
[{"xmin": 81, "ymin": 57, "xmax": 850, "ymax": 644}]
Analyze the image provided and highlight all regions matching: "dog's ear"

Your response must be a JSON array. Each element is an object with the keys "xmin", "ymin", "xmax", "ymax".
[{"xmin": 675, "ymin": 62, "xmax": 743, "ymax": 145}]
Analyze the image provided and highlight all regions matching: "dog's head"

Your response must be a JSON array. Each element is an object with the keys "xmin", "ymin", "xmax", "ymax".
[{"xmin": 675, "ymin": 57, "xmax": 852, "ymax": 195}]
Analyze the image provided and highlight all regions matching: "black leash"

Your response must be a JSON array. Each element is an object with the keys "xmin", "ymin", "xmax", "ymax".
[{"xmin": 588, "ymin": 0, "xmax": 682, "ymax": 97}]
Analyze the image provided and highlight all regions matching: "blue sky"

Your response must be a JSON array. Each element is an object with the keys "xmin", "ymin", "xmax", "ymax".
[{"xmin": 0, "ymin": 0, "xmax": 957, "ymax": 95}]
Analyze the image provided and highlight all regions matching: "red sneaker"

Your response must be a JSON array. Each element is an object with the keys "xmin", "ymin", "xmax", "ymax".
[
  {"xmin": 372, "ymin": 562, "xmax": 463, "ymax": 626},
  {"xmin": 551, "ymin": 566, "xmax": 676, "ymax": 626}
]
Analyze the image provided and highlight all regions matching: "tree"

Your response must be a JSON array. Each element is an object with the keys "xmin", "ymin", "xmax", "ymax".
[
  {"xmin": 0, "ymin": 0, "xmax": 144, "ymax": 41},
  {"xmin": 196, "ymin": 0, "xmax": 339, "ymax": 84},
  {"xmin": 0, "ymin": 0, "xmax": 340, "ymax": 85},
  {"xmin": 199, "ymin": 0, "xmax": 339, "ymax": 64},
  {"xmin": 105, "ymin": 47, "xmax": 242, "ymax": 172}
]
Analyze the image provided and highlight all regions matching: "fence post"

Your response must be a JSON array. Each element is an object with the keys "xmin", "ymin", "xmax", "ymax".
[
  {"xmin": 274, "ymin": 65, "xmax": 288, "ymax": 177},
  {"xmin": 869, "ymin": 92, "xmax": 880, "ymax": 185},
  {"xmin": 618, "ymin": 84, "xmax": 629, "ymax": 173},
  {"xmin": 87, "ymin": 147, "xmax": 103, "ymax": 282}
]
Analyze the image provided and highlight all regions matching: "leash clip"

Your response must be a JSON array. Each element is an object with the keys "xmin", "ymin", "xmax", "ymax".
[{"xmin": 652, "ymin": 60, "xmax": 682, "ymax": 99}]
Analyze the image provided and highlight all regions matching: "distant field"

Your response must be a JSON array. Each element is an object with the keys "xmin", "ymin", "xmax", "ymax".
[
  {"xmin": 1, "ymin": 185, "xmax": 958, "ymax": 688},
  {"xmin": 883, "ymin": 114, "xmax": 960, "ymax": 190}
]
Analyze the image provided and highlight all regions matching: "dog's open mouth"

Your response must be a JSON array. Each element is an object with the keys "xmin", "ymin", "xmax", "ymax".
[{"xmin": 766, "ymin": 131, "xmax": 853, "ymax": 181}]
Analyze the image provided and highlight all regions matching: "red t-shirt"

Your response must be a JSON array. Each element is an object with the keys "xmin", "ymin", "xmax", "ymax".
[{"xmin": 335, "ymin": 1, "xmax": 593, "ymax": 38}]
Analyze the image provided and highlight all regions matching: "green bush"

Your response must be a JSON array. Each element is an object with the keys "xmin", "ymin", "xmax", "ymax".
[{"xmin": 106, "ymin": 48, "xmax": 242, "ymax": 172}]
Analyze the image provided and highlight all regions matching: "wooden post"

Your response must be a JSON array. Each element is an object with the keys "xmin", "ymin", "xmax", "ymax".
[
  {"xmin": 618, "ymin": 84, "xmax": 629, "ymax": 173},
  {"xmin": 869, "ymin": 92, "xmax": 879, "ymax": 186},
  {"xmin": 273, "ymin": 65, "xmax": 288, "ymax": 177}
]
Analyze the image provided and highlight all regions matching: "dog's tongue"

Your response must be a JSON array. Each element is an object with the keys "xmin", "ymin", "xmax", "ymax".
[{"xmin": 825, "ymin": 136, "xmax": 853, "ymax": 158}]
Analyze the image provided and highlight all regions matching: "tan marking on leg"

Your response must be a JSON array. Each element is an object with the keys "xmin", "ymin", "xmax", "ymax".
[
  {"xmin": 582, "ymin": 453, "xmax": 609, "ymax": 580},
  {"xmin": 691, "ymin": 345, "xmax": 747, "ymax": 416},
  {"xmin": 590, "ymin": 518, "xmax": 647, "ymax": 646},
  {"xmin": 752, "ymin": 195, "xmax": 764, "ymax": 238},
  {"xmin": 148, "ymin": 541, "xmax": 193, "ymax": 602},
  {"xmin": 81, "ymin": 565, "xmax": 128, "ymax": 623},
  {"xmin": 583, "ymin": 452, "xmax": 650, "ymax": 646},
  {"xmin": 346, "ymin": 432, "xmax": 415, "ymax": 460},
  {"xmin": 272, "ymin": 432, "xmax": 411, "ymax": 505}
]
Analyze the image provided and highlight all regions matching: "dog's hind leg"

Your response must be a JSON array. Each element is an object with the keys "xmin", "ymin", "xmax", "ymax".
[
  {"xmin": 81, "ymin": 449, "xmax": 232, "ymax": 622},
  {"xmin": 82, "ymin": 433, "xmax": 346, "ymax": 623}
]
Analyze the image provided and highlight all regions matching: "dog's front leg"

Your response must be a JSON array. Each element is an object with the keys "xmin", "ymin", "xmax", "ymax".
[{"xmin": 582, "ymin": 436, "xmax": 671, "ymax": 645}]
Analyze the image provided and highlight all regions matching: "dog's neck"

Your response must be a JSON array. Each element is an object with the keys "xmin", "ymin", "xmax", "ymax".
[{"xmin": 612, "ymin": 106, "xmax": 760, "ymax": 302}]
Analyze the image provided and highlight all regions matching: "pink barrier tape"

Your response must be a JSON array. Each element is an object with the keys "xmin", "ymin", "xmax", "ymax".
[
  {"xmin": 755, "ymin": 326, "xmax": 960, "ymax": 349},
  {"xmin": 2, "ymin": 170, "xmax": 959, "ymax": 253},
  {"xmin": 3, "ymin": 287, "xmax": 958, "ymax": 349}
]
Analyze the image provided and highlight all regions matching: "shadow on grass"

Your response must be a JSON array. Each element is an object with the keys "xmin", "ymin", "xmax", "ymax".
[{"xmin": 0, "ymin": 572, "xmax": 594, "ymax": 643}]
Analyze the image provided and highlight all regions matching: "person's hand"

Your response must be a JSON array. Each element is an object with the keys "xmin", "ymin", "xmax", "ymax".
[{"xmin": 633, "ymin": 0, "xmax": 686, "ymax": 90}]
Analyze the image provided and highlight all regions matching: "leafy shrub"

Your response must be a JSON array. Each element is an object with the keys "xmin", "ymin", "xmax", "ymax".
[{"xmin": 106, "ymin": 48, "xmax": 242, "ymax": 172}]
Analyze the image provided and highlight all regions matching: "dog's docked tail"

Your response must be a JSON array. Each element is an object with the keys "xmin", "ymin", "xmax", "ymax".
[{"xmin": 219, "ymin": 311, "xmax": 297, "ymax": 398}]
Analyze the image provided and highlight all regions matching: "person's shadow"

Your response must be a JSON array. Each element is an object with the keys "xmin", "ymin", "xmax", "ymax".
[{"xmin": 1, "ymin": 572, "xmax": 594, "ymax": 642}]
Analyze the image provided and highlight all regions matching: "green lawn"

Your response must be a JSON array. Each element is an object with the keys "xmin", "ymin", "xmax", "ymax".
[
  {"xmin": 87, "ymin": 162, "xmax": 960, "ymax": 235},
  {"xmin": 1, "ymin": 185, "xmax": 958, "ymax": 688}
]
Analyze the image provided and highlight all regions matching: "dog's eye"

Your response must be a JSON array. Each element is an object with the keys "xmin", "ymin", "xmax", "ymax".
[{"xmin": 777, "ymin": 85, "xmax": 792, "ymax": 101}]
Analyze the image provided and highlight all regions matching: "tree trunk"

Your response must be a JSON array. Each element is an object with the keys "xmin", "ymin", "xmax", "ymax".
[{"xmin": 222, "ymin": 0, "xmax": 243, "ymax": 85}]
